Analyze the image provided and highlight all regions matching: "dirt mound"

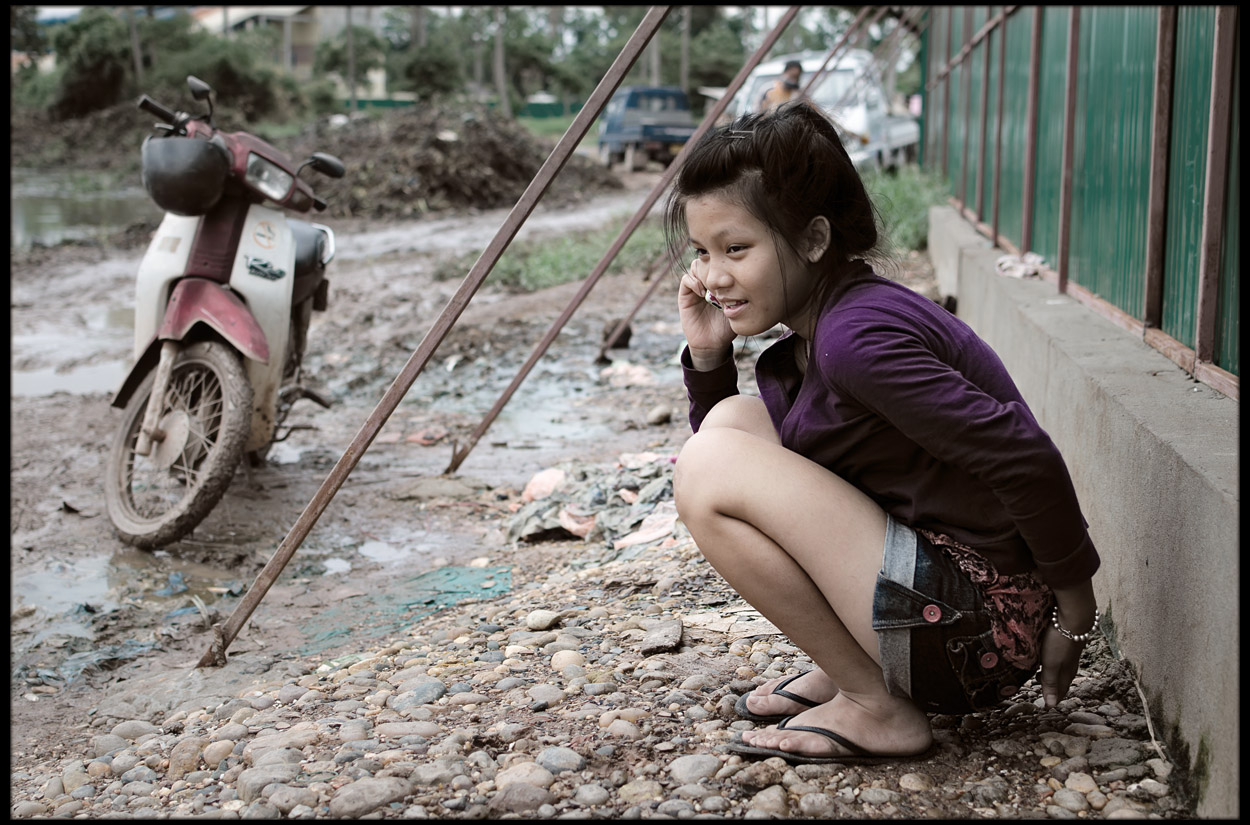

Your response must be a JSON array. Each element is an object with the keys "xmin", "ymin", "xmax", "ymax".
[
  {"xmin": 289, "ymin": 103, "xmax": 622, "ymax": 220},
  {"xmin": 10, "ymin": 103, "xmax": 150, "ymax": 177},
  {"xmin": 11, "ymin": 101, "xmax": 622, "ymax": 222}
]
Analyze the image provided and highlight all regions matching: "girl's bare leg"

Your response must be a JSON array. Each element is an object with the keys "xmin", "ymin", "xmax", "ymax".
[
  {"xmin": 676, "ymin": 396, "xmax": 931, "ymax": 758},
  {"xmin": 696, "ymin": 398, "xmax": 842, "ymax": 717}
]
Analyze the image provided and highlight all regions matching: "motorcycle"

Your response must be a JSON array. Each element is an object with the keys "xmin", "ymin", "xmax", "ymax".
[{"xmin": 104, "ymin": 75, "xmax": 345, "ymax": 549}]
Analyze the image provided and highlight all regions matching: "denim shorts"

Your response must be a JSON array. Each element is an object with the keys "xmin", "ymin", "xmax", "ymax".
[{"xmin": 872, "ymin": 515, "xmax": 1038, "ymax": 714}]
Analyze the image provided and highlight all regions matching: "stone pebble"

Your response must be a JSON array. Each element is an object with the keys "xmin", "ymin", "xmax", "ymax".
[{"xmin": 8, "ymin": 457, "xmax": 1194, "ymax": 820}]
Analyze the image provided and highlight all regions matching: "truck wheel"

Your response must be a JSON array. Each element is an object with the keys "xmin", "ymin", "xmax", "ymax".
[{"xmin": 624, "ymin": 144, "xmax": 646, "ymax": 172}]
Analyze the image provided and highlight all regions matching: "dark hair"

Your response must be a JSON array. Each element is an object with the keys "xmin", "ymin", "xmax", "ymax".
[
  {"xmin": 663, "ymin": 102, "xmax": 885, "ymax": 316},
  {"xmin": 783, "ymin": 60, "xmax": 803, "ymax": 73}
]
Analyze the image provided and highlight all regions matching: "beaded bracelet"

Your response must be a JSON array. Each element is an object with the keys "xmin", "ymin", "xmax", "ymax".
[{"xmin": 1051, "ymin": 605, "xmax": 1101, "ymax": 643}]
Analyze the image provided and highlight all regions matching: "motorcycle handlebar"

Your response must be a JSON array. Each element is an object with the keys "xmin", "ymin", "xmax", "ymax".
[{"xmin": 137, "ymin": 95, "xmax": 179, "ymax": 126}]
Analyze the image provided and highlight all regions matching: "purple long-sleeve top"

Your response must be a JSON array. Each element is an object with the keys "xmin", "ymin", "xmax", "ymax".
[{"xmin": 682, "ymin": 270, "xmax": 1099, "ymax": 589}]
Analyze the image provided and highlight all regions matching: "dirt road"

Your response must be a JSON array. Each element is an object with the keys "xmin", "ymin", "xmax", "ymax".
[
  {"xmin": 10, "ymin": 172, "xmax": 697, "ymax": 752},
  {"xmin": 11, "ymin": 166, "xmax": 1196, "ymax": 820}
]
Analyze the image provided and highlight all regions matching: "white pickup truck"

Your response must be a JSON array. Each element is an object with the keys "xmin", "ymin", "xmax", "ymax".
[{"xmin": 726, "ymin": 49, "xmax": 920, "ymax": 171}]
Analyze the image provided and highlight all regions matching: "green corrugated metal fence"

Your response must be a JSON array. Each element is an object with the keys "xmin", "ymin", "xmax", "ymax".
[
  {"xmin": 1162, "ymin": 7, "xmax": 1216, "ymax": 349},
  {"xmin": 923, "ymin": 5, "xmax": 1240, "ymax": 387}
]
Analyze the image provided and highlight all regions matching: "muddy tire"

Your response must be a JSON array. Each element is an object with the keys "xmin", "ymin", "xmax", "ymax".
[{"xmin": 105, "ymin": 341, "xmax": 252, "ymax": 549}]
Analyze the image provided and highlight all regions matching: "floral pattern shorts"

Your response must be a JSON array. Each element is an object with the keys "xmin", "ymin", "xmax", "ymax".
[{"xmin": 872, "ymin": 516, "xmax": 1055, "ymax": 714}]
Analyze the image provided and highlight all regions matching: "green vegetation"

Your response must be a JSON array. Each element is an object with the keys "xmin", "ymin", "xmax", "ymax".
[
  {"xmin": 434, "ymin": 217, "xmax": 669, "ymax": 293},
  {"xmin": 11, "ymin": 6, "xmax": 923, "ymax": 126},
  {"xmin": 517, "ymin": 114, "xmax": 581, "ymax": 140},
  {"xmin": 862, "ymin": 165, "xmax": 950, "ymax": 253}
]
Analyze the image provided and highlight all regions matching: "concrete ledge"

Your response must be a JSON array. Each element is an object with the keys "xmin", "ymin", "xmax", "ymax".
[{"xmin": 928, "ymin": 205, "xmax": 1239, "ymax": 819}]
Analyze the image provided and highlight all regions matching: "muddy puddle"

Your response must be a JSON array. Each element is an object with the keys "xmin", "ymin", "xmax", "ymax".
[
  {"xmin": 10, "ymin": 178, "xmax": 691, "ymax": 693},
  {"xmin": 11, "ymin": 167, "xmax": 160, "ymax": 250},
  {"xmin": 10, "ymin": 305, "xmax": 135, "ymax": 397},
  {"xmin": 9, "ymin": 521, "xmax": 515, "ymax": 685}
]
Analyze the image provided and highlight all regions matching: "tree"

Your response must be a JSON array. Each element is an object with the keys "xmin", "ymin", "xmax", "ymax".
[
  {"xmin": 314, "ymin": 23, "xmax": 387, "ymax": 95},
  {"xmin": 47, "ymin": 6, "xmax": 132, "ymax": 119},
  {"xmin": 492, "ymin": 7, "xmax": 511, "ymax": 117},
  {"xmin": 10, "ymin": 5, "xmax": 46, "ymax": 60}
]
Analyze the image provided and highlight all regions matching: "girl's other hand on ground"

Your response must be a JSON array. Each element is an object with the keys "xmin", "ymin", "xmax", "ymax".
[
  {"xmin": 1039, "ymin": 625, "xmax": 1085, "ymax": 707},
  {"xmin": 678, "ymin": 259, "xmax": 735, "ymax": 369}
]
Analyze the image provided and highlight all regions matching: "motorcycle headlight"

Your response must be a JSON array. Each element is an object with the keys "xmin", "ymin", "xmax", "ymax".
[{"xmin": 245, "ymin": 153, "xmax": 294, "ymax": 202}]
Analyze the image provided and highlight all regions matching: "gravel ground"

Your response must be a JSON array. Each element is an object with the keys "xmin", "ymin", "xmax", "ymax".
[{"xmin": 9, "ymin": 451, "xmax": 1194, "ymax": 820}]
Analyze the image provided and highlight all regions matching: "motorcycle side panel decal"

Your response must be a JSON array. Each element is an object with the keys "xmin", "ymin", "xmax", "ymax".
[
  {"xmin": 252, "ymin": 220, "xmax": 279, "ymax": 250},
  {"xmin": 232, "ymin": 204, "xmax": 296, "ymax": 451},
  {"xmin": 245, "ymin": 256, "xmax": 287, "ymax": 280}
]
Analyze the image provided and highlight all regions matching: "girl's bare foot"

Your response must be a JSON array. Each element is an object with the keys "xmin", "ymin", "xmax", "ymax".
[
  {"xmin": 741, "ymin": 668, "xmax": 839, "ymax": 718},
  {"xmin": 741, "ymin": 690, "xmax": 933, "ymax": 759}
]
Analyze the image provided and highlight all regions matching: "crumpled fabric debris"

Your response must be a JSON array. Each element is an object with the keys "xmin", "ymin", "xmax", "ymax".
[
  {"xmin": 506, "ymin": 452, "xmax": 681, "ymax": 564},
  {"xmin": 995, "ymin": 251, "xmax": 1046, "ymax": 278}
]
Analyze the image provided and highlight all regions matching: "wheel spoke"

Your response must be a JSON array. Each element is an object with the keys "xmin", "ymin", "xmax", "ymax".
[
  {"xmin": 108, "ymin": 343, "xmax": 251, "ymax": 544},
  {"xmin": 121, "ymin": 361, "xmax": 230, "ymax": 518}
]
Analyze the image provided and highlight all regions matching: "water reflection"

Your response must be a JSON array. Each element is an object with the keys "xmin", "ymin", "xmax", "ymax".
[{"xmin": 11, "ymin": 168, "xmax": 160, "ymax": 250}]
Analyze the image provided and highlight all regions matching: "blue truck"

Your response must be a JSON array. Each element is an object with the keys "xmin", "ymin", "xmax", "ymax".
[{"xmin": 597, "ymin": 85, "xmax": 698, "ymax": 172}]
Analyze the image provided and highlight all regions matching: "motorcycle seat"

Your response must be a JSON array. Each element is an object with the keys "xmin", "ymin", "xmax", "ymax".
[{"xmin": 289, "ymin": 218, "xmax": 326, "ymax": 280}]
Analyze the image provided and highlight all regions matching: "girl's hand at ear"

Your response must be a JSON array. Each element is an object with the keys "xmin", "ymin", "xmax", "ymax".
[{"xmin": 678, "ymin": 259, "xmax": 736, "ymax": 370}]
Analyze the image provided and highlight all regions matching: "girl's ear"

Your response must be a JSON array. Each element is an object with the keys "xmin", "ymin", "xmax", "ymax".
[{"xmin": 802, "ymin": 216, "xmax": 831, "ymax": 263}]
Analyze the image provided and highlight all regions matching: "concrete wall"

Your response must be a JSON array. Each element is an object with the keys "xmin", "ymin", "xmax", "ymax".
[{"xmin": 928, "ymin": 206, "xmax": 1239, "ymax": 819}]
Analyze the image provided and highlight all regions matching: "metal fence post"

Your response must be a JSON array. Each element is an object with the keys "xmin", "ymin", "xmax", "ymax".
[
  {"xmin": 1193, "ymin": 5, "xmax": 1237, "ymax": 365},
  {"xmin": 1056, "ymin": 7, "xmax": 1081, "ymax": 293},
  {"xmin": 1143, "ymin": 7, "xmax": 1177, "ymax": 328},
  {"xmin": 1021, "ymin": 6, "xmax": 1043, "ymax": 255}
]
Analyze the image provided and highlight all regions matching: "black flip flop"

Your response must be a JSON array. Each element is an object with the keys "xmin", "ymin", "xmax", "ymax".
[
  {"xmin": 727, "ymin": 715, "xmax": 923, "ymax": 765},
  {"xmin": 733, "ymin": 672, "xmax": 823, "ymax": 724}
]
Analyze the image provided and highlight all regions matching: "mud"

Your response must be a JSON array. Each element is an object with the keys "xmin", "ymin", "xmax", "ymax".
[
  {"xmin": 8, "ymin": 170, "xmax": 706, "ymax": 761},
  {"xmin": 11, "ymin": 166, "xmax": 1196, "ymax": 821}
]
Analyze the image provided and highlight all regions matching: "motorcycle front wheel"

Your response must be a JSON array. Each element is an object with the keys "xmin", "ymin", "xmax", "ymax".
[{"xmin": 105, "ymin": 340, "xmax": 253, "ymax": 549}]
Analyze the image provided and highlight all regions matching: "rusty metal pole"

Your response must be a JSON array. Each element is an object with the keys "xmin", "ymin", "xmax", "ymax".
[
  {"xmin": 1142, "ymin": 6, "xmax": 1177, "ymax": 329},
  {"xmin": 196, "ymin": 6, "xmax": 676, "ymax": 669},
  {"xmin": 599, "ymin": 6, "xmax": 880, "ymax": 368},
  {"xmin": 959, "ymin": 7, "xmax": 974, "ymax": 209},
  {"xmin": 941, "ymin": 7, "xmax": 953, "ymax": 179},
  {"xmin": 800, "ymin": 6, "xmax": 874, "ymax": 99},
  {"xmin": 975, "ymin": 7, "xmax": 992, "ymax": 219},
  {"xmin": 1020, "ymin": 6, "xmax": 1043, "ymax": 255},
  {"xmin": 595, "ymin": 250, "xmax": 676, "ymax": 363},
  {"xmin": 830, "ymin": 8, "xmax": 921, "ymax": 117},
  {"xmin": 826, "ymin": 5, "xmax": 893, "ymax": 112},
  {"xmin": 1192, "ymin": 5, "xmax": 1237, "ymax": 366},
  {"xmin": 444, "ymin": 6, "xmax": 805, "ymax": 475},
  {"xmin": 600, "ymin": 7, "xmax": 930, "ymax": 366},
  {"xmin": 1055, "ymin": 7, "xmax": 1081, "ymax": 293},
  {"xmin": 992, "ymin": 8, "xmax": 1011, "ymax": 245}
]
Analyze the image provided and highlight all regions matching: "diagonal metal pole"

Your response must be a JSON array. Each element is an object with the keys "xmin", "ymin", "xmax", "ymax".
[
  {"xmin": 597, "ymin": 7, "xmax": 888, "ymax": 365},
  {"xmin": 800, "ymin": 6, "xmax": 874, "ymax": 99},
  {"xmin": 444, "ymin": 6, "xmax": 804, "ymax": 475},
  {"xmin": 196, "ymin": 6, "xmax": 675, "ymax": 669},
  {"xmin": 595, "ymin": 248, "xmax": 676, "ymax": 363},
  {"xmin": 832, "ymin": 7, "xmax": 923, "ymax": 114}
]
